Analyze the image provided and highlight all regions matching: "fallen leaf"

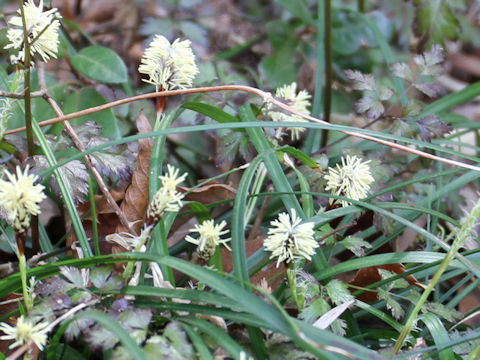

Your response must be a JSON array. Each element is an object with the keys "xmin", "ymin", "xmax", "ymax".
[
  {"xmin": 349, "ymin": 263, "xmax": 427, "ymax": 303},
  {"xmin": 115, "ymin": 112, "xmax": 153, "ymax": 235}
]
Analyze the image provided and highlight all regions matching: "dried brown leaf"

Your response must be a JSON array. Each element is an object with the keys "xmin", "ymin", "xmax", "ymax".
[
  {"xmin": 349, "ymin": 263, "xmax": 427, "ymax": 303},
  {"xmin": 115, "ymin": 112, "xmax": 153, "ymax": 234}
]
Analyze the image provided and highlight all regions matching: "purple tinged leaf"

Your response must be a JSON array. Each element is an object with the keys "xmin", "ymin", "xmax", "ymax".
[
  {"xmin": 28, "ymin": 156, "xmax": 89, "ymax": 204},
  {"xmin": 378, "ymin": 86, "xmax": 394, "ymax": 101},
  {"xmin": 356, "ymin": 96, "xmax": 385, "ymax": 118},
  {"xmin": 86, "ymin": 137, "xmax": 135, "ymax": 181},
  {"xmin": 413, "ymin": 44, "xmax": 444, "ymax": 76},
  {"xmin": 391, "ymin": 62, "xmax": 414, "ymax": 82},
  {"xmin": 37, "ymin": 276, "xmax": 74, "ymax": 296},
  {"xmin": 417, "ymin": 115, "xmax": 453, "ymax": 142},
  {"xmin": 118, "ymin": 308, "xmax": 152, "ymax": 330},
  {"xmin": 112, "ymin": 298, "xmax": 131, "ymax": 313},
  {"xmin": 51, "ymin": 292, "xmax": 72, "ymax": 309},
  {"xmin": 64, "ymin": 317, "xmax": 94, "ymax": 342},
  {"xmin": 403, "ymin": 101, "xmax": 423, "ymax": 117},
  {"xmin": 86, "ymin": 325, "xmax": 119, "ymax": 350},
  {"xmin": 344, "ymin": 70, "xmax": 376, "ymax": 91},
  {"xmin": 60, "ymin": 266, "xmax": 85, "ymax": 287},
  {"xmin": 413, "ymin": 82, "xmax": 444, "ymax": 98}
]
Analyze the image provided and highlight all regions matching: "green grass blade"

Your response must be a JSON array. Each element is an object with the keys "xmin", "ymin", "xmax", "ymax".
[
  {"xmin": 239, "ymin": 105, "xmax": 304, "ymax": 217},
  {"xmin": 182, "ymin": 323, "xmax": 213, "ymax": 360},
  {"xmin": 419, "ymin": 313, "xmax": 455, "ymax": 360},
  {"xmin": 181, "ymin": 317, "xmax": 245, "ymax": 359},
  {"xmin": 32, "ymin": 121, "xmax": 91, "ymax": 256}
]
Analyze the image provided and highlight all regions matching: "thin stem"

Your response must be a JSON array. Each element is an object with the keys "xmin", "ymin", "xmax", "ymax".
[
  {"xmin": 36, "ymin": 63, "xmax": 137, "ymax": 235},
  {"xmin": 88, "ymin": 176, "xmax": 100, "ymax": 256},
  {"xmin": 321, "ymin": 0, "xmax": 332, "ymax": 149},
  {"xmin": 358, "ymin": 0, "xmax": 366, "ymax": 12},
  {"xmin": 5, "ymin": 85, "xmax": 480, "ymax": 172},
  {"xmin": 394, "ymin": 196, "xmax": 480, "ymax": 352},
  {"xmin": 19, "ymin": 0, "xmax": 40, "ymax": 254},
  {"xmin": 0, "ymin": 89, "xmax": 44, "ymax": 98}
]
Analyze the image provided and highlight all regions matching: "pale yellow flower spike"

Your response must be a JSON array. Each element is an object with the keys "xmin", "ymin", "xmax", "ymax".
[
  {"xmin": 138, "ymin": 35, "xmax": 199, "ymax": 91},
  {"xmin": 0, "ymin": 165, "xmax": 46, "ymax": 232},
  {"xmin": 0, "ymin": 315, "xmax": 49, "ymax": 350},
  {"xmin": 185, "ymin": 219, "xmax": 231, "ymax": 252},
  {"xmin": 263, "ymin": 209, "xmax": 318, "ymax": 267},
  {"xmin": 5, "ymin": 0, "xmax": 62, "ymax": 64},
  {"xmin": 265, "ymin": 82, "xmax": 312, "ymax": 141},
  {"xmin": 146, "ymin": 165, "xmax": 188, "ymax": 225},
  {"xmin": 324, "ymin": 155, "xmax": 375, "ymax": 207}
]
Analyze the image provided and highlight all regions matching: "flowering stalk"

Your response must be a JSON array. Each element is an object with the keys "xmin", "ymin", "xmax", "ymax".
[
  {"xmin": 122, "ymin": 226, "xmax": 153, "ymax": 281},
  {"xmin": 0, "ymin": 166, "xmax": 46, "ymax": 311}
]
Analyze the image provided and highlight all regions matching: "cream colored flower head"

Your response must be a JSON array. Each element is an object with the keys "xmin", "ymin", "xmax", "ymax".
[
  {"xmin": 324, "ymin": 155, "xmax": 374, "ymax": 207},
  {"xmin": 146, "ymin": 165, "xmax": 187, "ymax": 224},
  {"xmin": 5, "ymin": 0, "xmax": 62, "ymax": 64},
  {"xmin": 0, "ymin": 315, "xmax": 49, "ymax": 350},
  {"xmin": 186, "ymin": 219, "xmax": 231, "ymax": 251},
  {"xmin": 138, "ymin": 35, "xmax": 199, "ymax": 91},
  {"xmin": 264, "ymin": 209, "xmax": 318, "ymax": 267},
  {"xmin": 265, "ymin": 82, "xmax": 311, "ymax": 141},
  {"xmin": 0, "ymin": 165, "xmax": 46, "ymax": 232}
]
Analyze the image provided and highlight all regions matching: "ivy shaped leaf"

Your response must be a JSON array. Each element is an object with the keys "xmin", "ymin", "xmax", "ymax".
[{"xmin": 417, "ymin": 114, "xmax": 453, "ymax": 142}]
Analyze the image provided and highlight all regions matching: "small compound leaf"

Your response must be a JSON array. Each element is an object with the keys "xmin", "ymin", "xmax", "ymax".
[
  {"xmin": 330, "ymin": 318, "xmax": 348, "ymax": 337},
  {"xmin": 87, "ymin": 137, "xmax": 135, "ymax": 181},
  {"xmin": 326, "ymin": 279, "xmax": 354, "ymax": 306},
  {"xmin": 378, "ymin": 288, "xmax": 404, "ymax": 319},
  {"xmin": 118, "ymin": 308, "xmax": 152, "ymax": 331},
  {"xmin": 163, "ymin": 321, "xmax": 195, "ymax": 359},
  {"xmin": 299, "ymin": 298, "xmax": 331, "ymax": 323},
  {"xmin": 64, "ymin": 317, "xmax": 94, "ymax": 342},
  {"xmin": 378, "ymin": 269, "xmax": 409, "ymax": 290},
  {"xmin": 28, "ymin": 156, "xmax": 89, "ymax": 204},
  {"xmin": 422, "ymin": 302, "xmax": 462, "ymax": 322},
  {"xmin": 378, "ymin": 86, "xmax": 394, "ymax": 101},
  {"xmin": 86, "ymin": 325, "xmax": 119, "ymax": 350},
  {"xmin": 391, "ymin": 62, "xmax": 414, "ymax": 82},
  {"xmin": 413, "ymin": 81, "xmax": 444, "ymax": 98},
  {"xmin": 356, "ymin": 96, "xmax": 385, "ymax": 119},
  {"xmin": 90, "ymin": 266, "xmax": 122, "ymax": 291},
  {"xmin": 60, "ymin": 266, "xmax": 85, "ymax": 288},
  {"xmin": 339, "ymin": 236, "xmax": 372, "ymax": 257},
  {"xmin": 417, "ymin": 115, "xmax": 453, "ymax": 141},
  {"xmin": 413, "ymin": 44, "xmax": 445, "ymax": 76},
  {"xmin": 403, "ymin": 100, "xmax": 423, "ymax": 117},
  {"xmin": 344, "ymin": 70, "xmax": 376, "ymax": 91}
]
